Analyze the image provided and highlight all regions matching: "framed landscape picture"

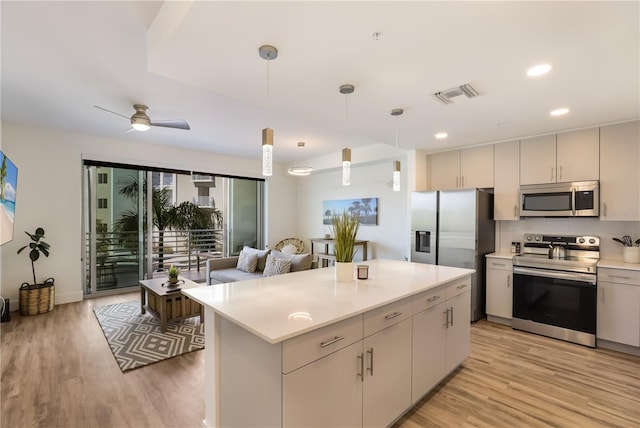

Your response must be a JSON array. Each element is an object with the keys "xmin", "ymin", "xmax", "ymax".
[
  {"xmin": 323, "ymin": 197, "xmax": 378, "ymax": 225},
  {"xmin": 0, "ymin": 151, "xmax": 18, "ymax": 245}
]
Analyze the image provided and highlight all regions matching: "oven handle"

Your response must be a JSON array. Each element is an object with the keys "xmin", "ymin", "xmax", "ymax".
[{"xmin": 513, "ymin": 266, "xmax": 596, "ymax": 285}]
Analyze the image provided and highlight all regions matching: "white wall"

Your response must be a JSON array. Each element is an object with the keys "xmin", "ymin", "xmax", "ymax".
[
  {"xmin": 296, "ymin": 159, "xmax": 409, "ymax": 261},
  {"xmin": 0, "ymin": 121, "xmax": 297, "ymax": 310}
]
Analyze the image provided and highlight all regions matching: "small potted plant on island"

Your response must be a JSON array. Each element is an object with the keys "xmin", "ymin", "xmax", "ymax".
[
  {"xmin": 331, "ymin": 211, "xmax": 360, "ymax": 282},
  {"xmin": 17, "ymin": 227, "xmax": 55, "ymax": 316},
  {"xmin": 168, "ymin": 264, "xmax": 180, "ymax": 285}
]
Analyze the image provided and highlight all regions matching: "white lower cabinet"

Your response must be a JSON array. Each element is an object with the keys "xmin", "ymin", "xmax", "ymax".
[
  {"xmin": 445, "ymin": 290, "xmax": 471, "ymax": 374},
  {"xmin": 597, "ymin": 268, "xmax": 640, "ymax": 348},
  {"xmin": 486, "ymin": 257, "xmax": 513, "ymax": 323},
  {"xmin": 411, "ymin": 301, "xmax": 446, "ymax": 401},
  {"xmin": 283, "ymin": 340, "xmax": 364, "ymax": 427},
  {"xmin": 411, "ymin": 279, "xmax": 471, "ymax": 403},
  {"xmin": 362, "ymin": 318, "xmax": 412, "ymax": 427}
]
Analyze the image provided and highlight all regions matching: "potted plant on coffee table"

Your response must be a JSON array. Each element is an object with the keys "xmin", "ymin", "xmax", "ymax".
[
  {"xmin": 331, "ymin": 211, "xmax": 360, "ymax": 282},
  {"xmin": 17, "ymin": 227, "xmax": 55, "ymax": 315},
  {"xmin": 168, "ymin": 264, "xmax": 180, "ymax": 285}
]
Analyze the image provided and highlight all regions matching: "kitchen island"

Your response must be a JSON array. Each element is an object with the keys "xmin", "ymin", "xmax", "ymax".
[{"xmin": 183, "ymin": 258, "xmax": 474, "ymax": 428}]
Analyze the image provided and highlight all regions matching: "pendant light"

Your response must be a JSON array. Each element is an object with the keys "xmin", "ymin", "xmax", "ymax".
[
  {"xmin": 340, "ymin": 84, "xmax": 355, "ymax": 186},
  {"xmin": 391, "ymin": 108, "xmax": 404, "ymax": 192},
  {"xmin": 259, "ymin": 45, "xmax": 278, "ymax": 176},
  {"xmin": 288, "ymin": 142, "xmax": 313, "ymax": 176}
]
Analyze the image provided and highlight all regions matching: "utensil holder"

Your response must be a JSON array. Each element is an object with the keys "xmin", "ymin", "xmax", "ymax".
[{"xmin": 623, "ymin": 247, "xmax": 640, "ymax": 264}]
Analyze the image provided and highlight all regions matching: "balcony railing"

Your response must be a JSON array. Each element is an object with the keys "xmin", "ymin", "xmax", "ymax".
[
  {"xmin": 85, "ymin": 228, "xmax": 223, "ymax": 293},
  {"xmin": 191, "ymin": 196, "xmax": 216, "ymax": 207},
  {"xmin": 152, "ymin": 228, "xmax": 223, "ymax": 272}
]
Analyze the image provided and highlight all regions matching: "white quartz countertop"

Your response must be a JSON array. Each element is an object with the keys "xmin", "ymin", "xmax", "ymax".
[
  {"xmin": 486, "ymin": 252, "xmax": 515, "ymax": 260},
  {"xmin": 598, "ymin": 259, "xmax": 640, "ymax": 271},
  {"xmin": 183, "ymin": 259, "xmax": 474, "ymax": 344}
]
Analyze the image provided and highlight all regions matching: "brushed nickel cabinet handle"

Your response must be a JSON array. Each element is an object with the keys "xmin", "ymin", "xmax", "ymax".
[
  {"xmin": 427, "ymin": 295, "xmax": 441, "ymax": 302},
  {"xmin": 559, "ymin": 165, "xmax": 563, "ymax": 181},
  {"xmin": 456, "ymin": 283, "xmax": 468, "ymax": 289},
  {"xmin": 320, "ymin": 336, "xmax": 345, "ymax": 348},
  {"xmin": 551, "ymin": 166, "xmax": 554, "ymax": 181},
  {"xmin": 450, "ymin": 306, "xmax": 454, "ymax": 327},
  {"xmin": 357, "ymin": 353, "xmax": 364, "ymax": 382},
  {"xmin": 384, "ymin": 312, "xmax": 402, "ymax": 320},
  {"xmin": 367, "ymin": 348, "xmax": 374, "ymax": 376}
]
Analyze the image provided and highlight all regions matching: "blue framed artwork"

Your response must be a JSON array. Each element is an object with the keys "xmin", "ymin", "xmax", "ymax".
[
  {"xmin": 1, "ymin": 151, "xmax": 18, "ymax": 245},
  {"xmin": 323, "ymin": 198, "xmax": 378, "ymax": 225}
]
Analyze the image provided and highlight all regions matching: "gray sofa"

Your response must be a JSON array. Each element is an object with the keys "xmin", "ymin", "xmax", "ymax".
[{"xmin": 205, "ymin": 246, "xmax": 314, "ymax": 285}]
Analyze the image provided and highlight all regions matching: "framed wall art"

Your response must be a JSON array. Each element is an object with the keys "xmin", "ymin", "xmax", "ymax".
[{"xmin": 322, "ymin": 197, "xmax": 378, "ymax": 225}]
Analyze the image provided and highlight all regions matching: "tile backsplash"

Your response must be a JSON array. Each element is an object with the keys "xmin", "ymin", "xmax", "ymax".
[{"xmin": 496, "ymin": 219, "xmax": 640, "ymax": 260}]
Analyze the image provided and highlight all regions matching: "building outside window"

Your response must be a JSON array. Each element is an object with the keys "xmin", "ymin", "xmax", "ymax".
[
  {"xmin": 97, "ymin": 173, "xmax": 108, "ymax": 184},
  {"xmin": 98, "ymin": 198, "xmax": 108, "ymax": 209}
]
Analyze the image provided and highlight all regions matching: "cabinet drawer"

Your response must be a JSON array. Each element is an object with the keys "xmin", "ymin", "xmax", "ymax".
[
  {"xmin": 447, "ymin": 277, "xmax": 472, "ymax": 299},
  {"xmin": 364, "ymin": 296, "xmax": 413, "ymax": 337},
  {"xmin": 282, "ymin": 315, "xmax": 363, "ymax": 374},
  {"xmin": 598, "ymin": 268, "xmax": 640, "ymax": 286},
  {"xmin": 487, "ymin": 258, "xmax": 513, "ymax": 271},
  {"xmin": 412, "ymin": 285, "xmax": 447, "ymax": 314}
]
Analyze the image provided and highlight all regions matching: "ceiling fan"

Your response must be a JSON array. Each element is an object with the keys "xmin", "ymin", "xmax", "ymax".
[{"xmin": 94, "ymin": 104, "xmax": 190, "ymax": 131}]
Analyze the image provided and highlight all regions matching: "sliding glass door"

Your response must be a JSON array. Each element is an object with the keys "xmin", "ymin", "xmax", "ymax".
[
  {"xmin": 83, "ymin": 162, "xmax": 266, "ymax": 294},
  {"xmin": 83, "ymin": 165, "xmax": 147, "ymax": 294}
]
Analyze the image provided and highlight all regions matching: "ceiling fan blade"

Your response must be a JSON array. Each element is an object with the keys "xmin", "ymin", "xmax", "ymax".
[
  {"xmin": 93, "ymin": 105, "xmax": 129, "ymax": 120},
  {"xmin": 150, "ymin": 119, "xmax": 191, "ymax": 130}
]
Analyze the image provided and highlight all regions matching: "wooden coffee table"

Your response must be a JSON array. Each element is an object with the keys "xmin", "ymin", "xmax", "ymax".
[{"xmin": 139, "ymin": 277, "xmax": 204, "ymax": 332}]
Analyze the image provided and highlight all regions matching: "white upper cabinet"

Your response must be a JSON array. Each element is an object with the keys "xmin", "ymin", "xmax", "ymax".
[
  {"xmin": 556, "ymin": 128, "xmax": 600, "ymax": 182},
  {"xmin": 429, "ymin": 145, "xmax": 494, "ymax": 190},
  {"xmin": 428, "ymin": 150, "xmax": 460, "ymax": 191},
  {"xmin": 520, "ymin": 134, "xmax": 558, "ymax": 185},
  {"xmin": 461, "ymin": 145, "xmax": 494, "ymax": 189},
  {"xmin": 520, "ymin": 129, "xmax": 599, "ymax": 185},
  {"xmin": 493, "ymin": 140, "xmax": 520, "ymax": 220},
  {"xmin": 600, "ymin": 121, "xmax": 640, "ymax": 221}
]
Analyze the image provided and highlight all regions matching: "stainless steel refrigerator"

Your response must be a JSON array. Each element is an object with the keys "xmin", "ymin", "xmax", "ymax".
[{"xmin": 410, "ymin": 188, "xmax": 495, "ymax": 322}]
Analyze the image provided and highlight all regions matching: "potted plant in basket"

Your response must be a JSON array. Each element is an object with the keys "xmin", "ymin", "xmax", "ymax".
[
  {"xmin": 17, "ymin": 227, "xmax": 54, "ymax": 315},
  {"xmin": 331, "ymin": 211, "xmax": 360, "ymax": 282}
]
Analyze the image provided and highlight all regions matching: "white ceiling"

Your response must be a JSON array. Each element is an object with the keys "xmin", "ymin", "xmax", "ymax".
[{"xmin": 2, "ymin": 1, "xmax": 639, "ymax": 165}]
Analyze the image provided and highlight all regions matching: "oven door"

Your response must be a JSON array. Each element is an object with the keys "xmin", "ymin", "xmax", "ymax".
[{"xmin": 513, "ymin": 267, "xmax": 597, "ymax": 335}]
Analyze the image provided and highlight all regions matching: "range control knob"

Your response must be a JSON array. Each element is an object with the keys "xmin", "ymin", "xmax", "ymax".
[
  {"xmin": 526, "ymin": 236, "xmax": 533, "ymax": 241},
  {"xmin": 578, "ymin": 238, "xmax": 585, "ymax": 244},
  {"xmin": 535, "ymin": 236, "xmax": 541, "ymax": 241},
  {"xmin": 589, "ymin": 238, "xmax": 596, "ymax": 244}
]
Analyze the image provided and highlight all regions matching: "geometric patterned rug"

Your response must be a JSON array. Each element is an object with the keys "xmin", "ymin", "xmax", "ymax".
[{"xmin": 93, "ymin": 300, "xmax": 204, "ymax": 372}]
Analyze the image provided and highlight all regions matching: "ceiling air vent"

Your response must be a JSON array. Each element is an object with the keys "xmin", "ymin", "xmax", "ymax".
[{"xmin": 434, "ymin": 83, "xmax": 479, "ymax": 105}]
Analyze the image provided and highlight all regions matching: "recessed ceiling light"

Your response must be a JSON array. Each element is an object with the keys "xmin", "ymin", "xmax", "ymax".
[
  {"xmin": 550, "ymin": 108, "xmax": 569, "ymax": 116},
  {"xmin": 435, "ymin": 132, "xmax": 448, "ymax": 139},
  {"xmin": 527, "ymin": 64, "xmax": 552, "ymax": 77}
]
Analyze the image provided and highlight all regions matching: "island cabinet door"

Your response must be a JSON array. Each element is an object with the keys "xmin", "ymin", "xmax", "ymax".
[
  {"xmin": 411, "ymin": 302, "xmax": 447, "ymax": 402},
  {"xmin": 444, "ymin": 289, "xmax": 471, "ymax": 375},
  {"xmin": 282, "ymin": 340, "xmax": 363, "ymax": 428},
  {"xmin": 362, "ymin": 318, "xmax": 413, "ymax": 428}
]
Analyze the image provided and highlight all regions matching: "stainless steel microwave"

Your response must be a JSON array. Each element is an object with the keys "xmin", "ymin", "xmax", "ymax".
[{"xmin": 520, "ymin": 181, "xmax": 599, "ymax": 217}]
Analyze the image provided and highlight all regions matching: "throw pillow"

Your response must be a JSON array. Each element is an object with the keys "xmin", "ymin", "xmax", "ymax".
[
  {"xmin": 236, "ymin": 250, "xmax": 258, "ymax": 273},
  {"xmin": 242, "ymin": 246, "xmax": 271, "ymax": 271},
  {"xmin": 263, "ymin": 255, "xmax": 292, "ymax": 277},
  {"xmin": 270, "ymin": 249, "xmax": 313, "ymax": 272}
]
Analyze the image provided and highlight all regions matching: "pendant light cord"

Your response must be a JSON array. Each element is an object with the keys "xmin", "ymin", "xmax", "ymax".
[{"xmin": 266, "ymin": 59, "xmax": 271, "ymax": 126}]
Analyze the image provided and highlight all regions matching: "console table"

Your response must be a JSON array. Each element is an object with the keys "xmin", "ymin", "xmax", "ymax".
[{"xmin": 310, "ymin": 238, "xmax": 369, "ymax": 267}]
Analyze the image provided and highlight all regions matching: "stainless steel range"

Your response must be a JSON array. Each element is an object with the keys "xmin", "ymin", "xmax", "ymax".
[{"xmin": 512, "ymin": 234, "xmax": 599, "ymax": 347}]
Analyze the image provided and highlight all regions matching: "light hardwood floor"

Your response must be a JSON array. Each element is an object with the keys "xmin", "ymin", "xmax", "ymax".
[{"xmin": 2, "ymin": 293, "xmax": 639, "ymax": 428}]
